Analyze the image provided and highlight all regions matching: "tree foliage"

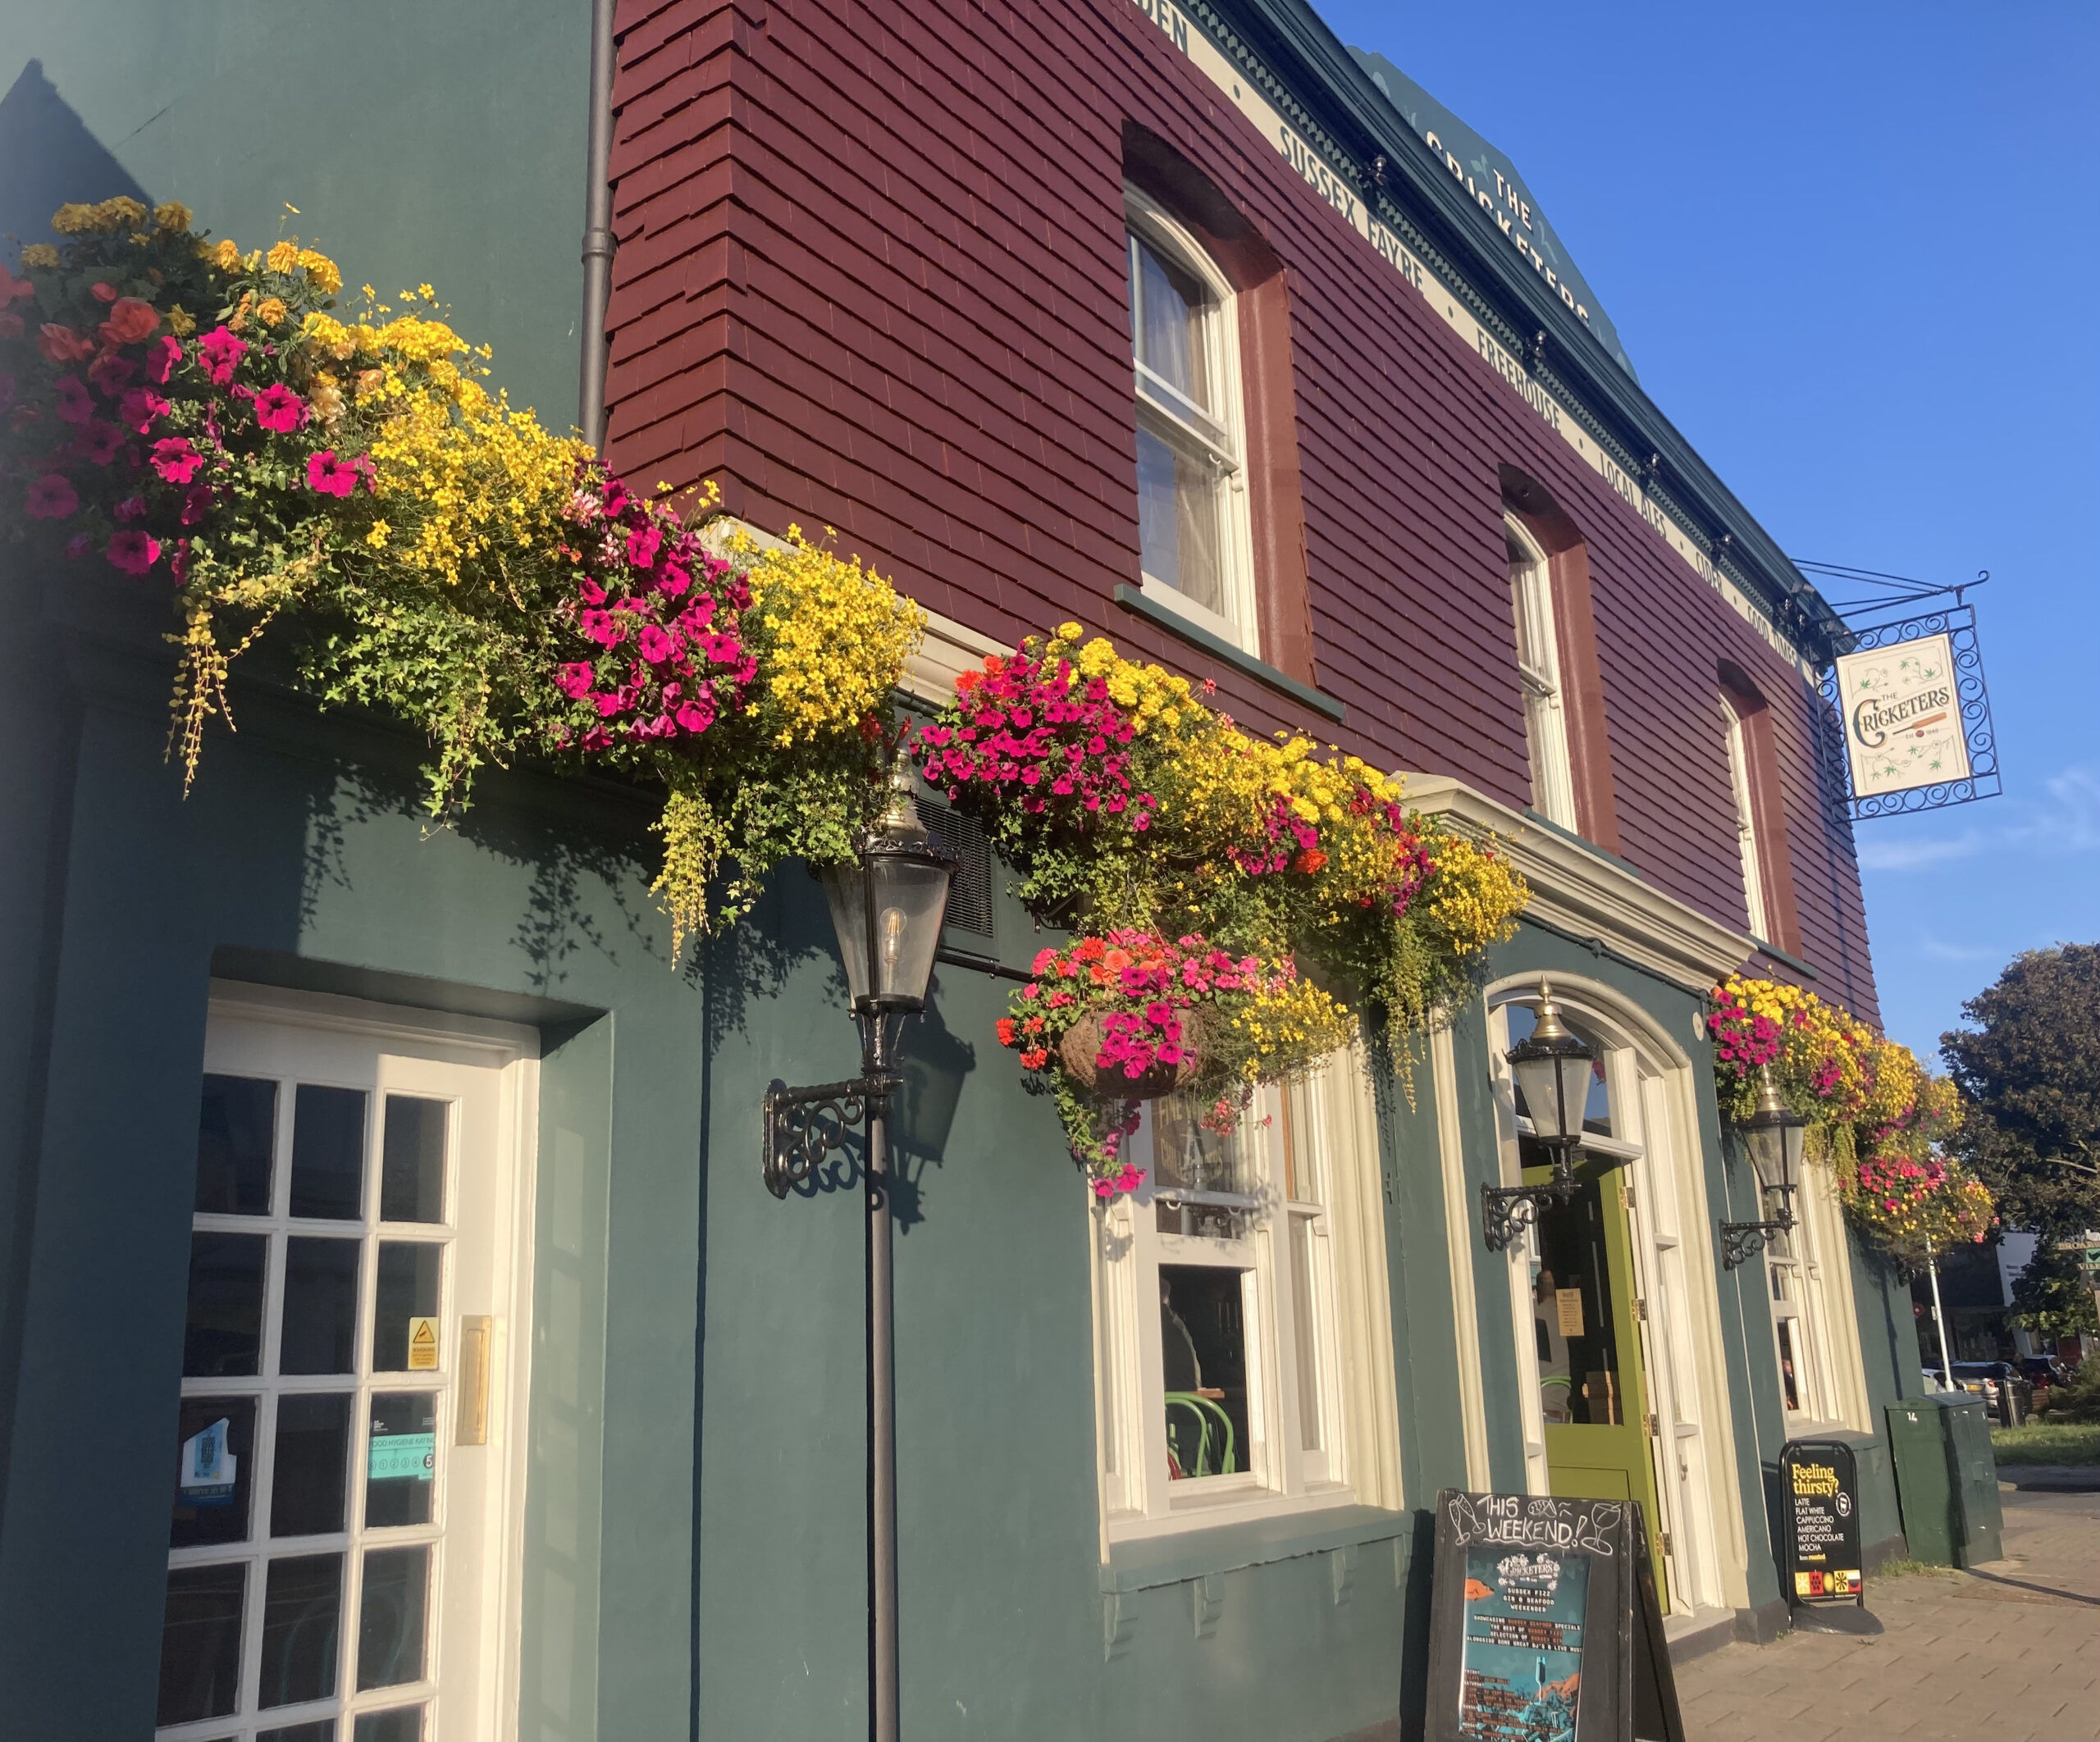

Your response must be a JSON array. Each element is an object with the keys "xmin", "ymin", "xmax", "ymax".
[{"xmin": 1942, "ymin": 944, "xmax": 2100, "ymax": 1243}]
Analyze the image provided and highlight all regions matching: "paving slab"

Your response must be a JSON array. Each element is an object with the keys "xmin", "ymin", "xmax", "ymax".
[{"xmin": 1673, "ymin": 1484, "xmax": 2100, "ymax": 1740}]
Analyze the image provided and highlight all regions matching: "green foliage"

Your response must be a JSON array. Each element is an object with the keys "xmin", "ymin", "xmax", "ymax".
[
  {"xmin": 1942, "ymin": 944, "xmax": 2100, "ymax": 1243},
  {"xmin": 2007, "ymin": 1243, "xmax": 2100, "ymax": 1338}
]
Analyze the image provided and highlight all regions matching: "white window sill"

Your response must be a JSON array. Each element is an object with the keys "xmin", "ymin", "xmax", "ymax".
[
  {"xmin": 1099, "ymin": 1497, "xmax": 1410, "ymax": 1594},
  {"xmin": 1107, "ymin": 1481, "xmax": 1358, "ymax": 1546}
]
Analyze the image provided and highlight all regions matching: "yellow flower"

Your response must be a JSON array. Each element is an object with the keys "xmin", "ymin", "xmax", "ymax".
[
  {"xmin": 167, "ymin": 305, "xmax": 196, "ymax": 336},
  {"xmin": 50, "ymin": 203, "xmax": 98, "ymax": 235},
  {"xmin": 298, "ymin": 249, "xmax": 342, "ymax": 296},
  {"xmin": 153, "ymin": 202, "xmax": 193, "ymax": 234},
  {"xmin": 266, "ymin": 239, "xmax": 302, "ymax": 275},
  {"xmin": 18, "ymin": 243, "xmax": 59, "ymax": 269},
  {"xmin": 201, "ymin": 238, "xmax": 241, "ymax": 271},
  {"xmin": 256, "ymin": 296, "xmax": 289, "ymax": 328}
]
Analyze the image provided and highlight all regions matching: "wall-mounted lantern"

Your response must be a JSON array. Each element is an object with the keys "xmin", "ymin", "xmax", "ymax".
[
  {"xmin": 1719, "ymin": 1064, "xmax": 1806, "ymax": 1270},
  {"xmin": 1483, "ymin": 980, "xmax": 1594, "ymax": 1252}
]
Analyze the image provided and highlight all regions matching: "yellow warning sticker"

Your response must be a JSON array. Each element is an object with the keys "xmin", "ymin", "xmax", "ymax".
[{"xmin": 408, "ymin": 1316, "xmax": 440, "ymax": 1371}]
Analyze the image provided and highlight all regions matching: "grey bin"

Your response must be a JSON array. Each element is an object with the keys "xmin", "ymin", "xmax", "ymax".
[{"xmin": 1885, "ymin": 1395, "xmax": 2004, "ymax": 1568}]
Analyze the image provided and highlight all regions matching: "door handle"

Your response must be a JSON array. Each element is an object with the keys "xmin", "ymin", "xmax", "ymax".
[{"xmin": 456, "ymin": 1315, "xmax": 492, "ymax": 1446}]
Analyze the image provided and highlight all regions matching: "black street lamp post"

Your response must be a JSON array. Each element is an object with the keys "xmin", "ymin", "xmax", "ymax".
[
  {"xmin": 761, "ymin": 765, "xmax": 957, "ymax": 1742},
  {"xmin": 1482, "ymin": 981, "xmax": 1596, "ymax": 1252},
  {"xmin": 1719, "ymin": 1064, "xmax": 1806, "ymax": 1270}
]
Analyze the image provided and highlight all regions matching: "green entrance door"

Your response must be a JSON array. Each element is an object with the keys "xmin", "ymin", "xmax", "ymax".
[{"xmin": 1527, "ymin": 1158, "xmax": 1667, "ymax": 1607}]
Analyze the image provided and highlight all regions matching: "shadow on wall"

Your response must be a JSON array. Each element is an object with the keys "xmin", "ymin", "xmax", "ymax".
[{"xmin": 0, "ymin": 60, "xmax": 150, "ymax": 267}]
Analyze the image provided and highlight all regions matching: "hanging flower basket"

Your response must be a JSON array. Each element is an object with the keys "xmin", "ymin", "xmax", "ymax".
[
  {"xmin": 1057, "ymin": 1006, "xmax": 1212, "ymax": 1100},
  {"xmin": 0, "ymin": 197, "xmax": 923, "ymax": 951},
  {"xmin": 1707, "ymin": 974, "xmax": 1993, "ymax": 1262},
  {"xmin": 921, "ymin": 624, "xmax": 1531, "ymax": 1196}
]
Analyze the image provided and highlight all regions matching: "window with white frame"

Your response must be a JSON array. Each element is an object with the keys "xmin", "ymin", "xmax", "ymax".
[
  {"xmin": 1091, "ymin": 1054, "xmax": 1396, "ymax": 1538},
  {"xmin": 1126, "ymin": 188, "xmax": 1258, "ymax": 653},
  {"xmin": 1719, "ymin": 693, "xmax": 1770, "ymax": 942},
  {"xmin": 1507, "ymin": 517, "xmax": 1576, "ymax": 830},
  {"xmin": 1765, "ymin": 1161, "xmax": 1852, "ymax": 1428},
  {"xmin": 158, "ymin": 992, "xmax": 533, "ymax": 1742}
]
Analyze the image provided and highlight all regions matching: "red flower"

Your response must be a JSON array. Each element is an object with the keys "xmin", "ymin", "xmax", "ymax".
[
  {"xmin": 53, "ymin": 375, "xmax": 93, "ymax": 425},
  {"xmin": 106, "ymin": 530, "xmax": 161, "ymax": 575},
  {"xmin": 152, "ymin": 437, "xmax": 203, "ymax": 483},
  {"xmin": 89, "ymin": 281, "xmax": 118, "ymax": 304},
  {"xmin": 995, "ymin": 1018, "xmax": 1018, "ymax": 1046},
  {"xmin": 1291, "ymin": 849, "xmax": 1328, "ymax": 875},
  {"xmin": 38, "ymin": 324, "xmax": 96, "ymax": 363},
  {"xmin": 25, "ymin": 473, "xmax": 77, "ymax": 519},
  {"xmin": 0, "ymin": 262, "xmax": 34, "ymax": 306},
  {"xmin": 98, "ymin": 297, "xmax": 160, "ymax": 348},
  {"xmin": 304, "ymin": 449, "xmax": 356, "ymax": 495},
  {"xmin": 1018, "ymin": 1048, "xmax": 1049, "ymax": 1070},
  {"xmin": 88, "ymin": 352, "xmax": 136, "ymax": 397},
  {"xmin": 197, "ymin": 326, "xmax": 247, "ymax": 385},
  {"xmin": 117, "ymin": 388, "xmax": 169, "ymax": 433},
  {"xmin": 75, "ymin": 422, "xmax": 124, "ymax": 465},
  {"xmin": 144, "ymin": 335, "xmax": 182, "ymax": 385},
  {"xmin": 254, "ymin": 384, "xmax": 306, "ymax": 433}
]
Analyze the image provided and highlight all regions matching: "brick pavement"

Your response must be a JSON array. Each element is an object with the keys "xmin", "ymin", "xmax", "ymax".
[{"xmin": 1673, "ymin": 1484, "xmax": 2100, "ymax": 1741}]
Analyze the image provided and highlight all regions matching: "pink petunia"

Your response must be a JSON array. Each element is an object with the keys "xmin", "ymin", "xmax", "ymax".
[
  {"xmin": 197, "ymin": 326, "xmax": 247, "ymax": 385},
  {"xmin": 55, "ymin": 376, "xmax": 94, "ymax": 425},
  {"xmin": 674, "ymin": 699, "xmax": 714, "ymax": 734},
  {"xmin": 169, "ymin": 540, "xmax": 191, "ymax": 584},
  {"xmin": 117, "ymin": 388, "xmax": 170, "ymax": 434},
  {"xmin": 555, "ymin": 662, "xmax": 597, "ymax": 700},
  {"xmin": 637, "ymin": 624, "xmax": 679, "ymax": 664},
  {"xmin": 305, "ymin": 449, "xmax": 356, "ymax": 496},
  {"xmin": 625, "ymin": 523, "xmax": 662, "ymax": 568},
  {"xmin": 254, "ymin": 384, "xmax": 306, "ymax": 433},
  {"xmin": 75, "ymin": 422, "xmax": 125, "ymax": 465},
  {"xmin": 64, "ymin": 532, "xmax": 90, "ymax": 559},
  {"xmin": 180, "ymin": 484, "xmax": 215, "ymax": 526},
  {"xmin": 151, "ymin": 437, "xmax": 203, "ymax": 484},
  {"xmin": 656, "ymin": 561, "xmax": 691, "ymax": 598},
  {"xmin": 106, "ymin": 530, "xmax": 161, "ymax": 575},
  {"xmin": 89, "ymin": 353, "xmax": 137, "ymax": 397},
  {"xmin": 144, "ymin": 335, "xmax": 183, "ymax": 385},
  {"xmin": 113, "ymin": 495, "xmax": 147, "ymax": 524},
  {"xmin": 25, "ymin": 473, "xmax": 78, "ymax": 519},
  {"xmin": 579, "ymin": 609, "xmax": 625, "ymax": 649}
]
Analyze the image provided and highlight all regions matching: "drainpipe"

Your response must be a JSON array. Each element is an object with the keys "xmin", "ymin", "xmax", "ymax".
[{"xmin": 578, "ymin": 0, "xmax": 618, "ymax": 451}]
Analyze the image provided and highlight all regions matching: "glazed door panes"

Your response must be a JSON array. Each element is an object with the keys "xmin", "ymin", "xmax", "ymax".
[
  {"xmin": 159, "ymin": 1008, "xmax": 519, "ymax": 1742},
  {"xmin": 1529, "ymin": 1154, "xmax": 1667, "ymax": 1607}
]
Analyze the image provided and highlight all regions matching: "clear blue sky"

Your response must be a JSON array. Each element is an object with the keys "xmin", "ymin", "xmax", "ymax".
[{"xmin": 1316, "ymin": 0, "xmax": 2099, "ymax": 1064}]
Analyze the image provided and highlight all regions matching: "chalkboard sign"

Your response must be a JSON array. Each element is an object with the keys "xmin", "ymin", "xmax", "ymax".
[
  {"xmin": 1780, "ymin": 1439, "xmax": 1880, "ymax": 1633},
  {"xmin": 1426, "ymin": 1490, "xmax": 1685, "ymax": 1742}
]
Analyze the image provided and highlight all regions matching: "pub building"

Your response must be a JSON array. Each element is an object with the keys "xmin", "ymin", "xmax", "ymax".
[{"xmin": 0, "ymin": 1, "xmax": 1926, "ymax": 1736}]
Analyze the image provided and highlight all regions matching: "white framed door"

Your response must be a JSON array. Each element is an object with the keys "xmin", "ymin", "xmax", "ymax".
[{"xmin": 158, "ymin": 987, "xmax": 536, "ymax": 1742}]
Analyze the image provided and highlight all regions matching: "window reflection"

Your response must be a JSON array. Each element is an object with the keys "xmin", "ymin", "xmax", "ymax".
[{"xmin": 1160, "ymin": 1264, "xmax": 1250, "ymax": 1479}]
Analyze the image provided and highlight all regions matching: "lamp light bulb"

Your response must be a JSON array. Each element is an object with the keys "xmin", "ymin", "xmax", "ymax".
[{"xmin": 879, "ymin": 905, "xmax": 906, "ymax": 978}]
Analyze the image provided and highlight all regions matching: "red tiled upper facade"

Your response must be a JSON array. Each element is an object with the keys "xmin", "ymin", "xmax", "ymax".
[{"xmin": 602, "ymin": 0, "xmax": 1877, "ymax": 1022}]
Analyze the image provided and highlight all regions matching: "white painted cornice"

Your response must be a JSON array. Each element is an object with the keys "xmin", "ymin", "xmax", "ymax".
[{"xmin": 1403, "ymin": 775, "xmax": 1751, "ymax": 995}]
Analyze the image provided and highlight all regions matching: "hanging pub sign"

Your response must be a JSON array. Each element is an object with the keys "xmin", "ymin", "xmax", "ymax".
[
  {"xmin": 1824, "ymin": 604, "xmax": 2001, "ymax": 819},
  {"xmin": 1780, "ymin": 1440, "xmax": 1882, "ymax": 1634},
  {"xmin": 1426, "ymin": 1490, "xmax": 1685, "ymax": 1742}
]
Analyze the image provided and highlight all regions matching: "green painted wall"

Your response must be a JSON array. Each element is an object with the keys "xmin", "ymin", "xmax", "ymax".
[{"xmin": 0, "ymin": 1, "xmax": 587, "ymax": 434}]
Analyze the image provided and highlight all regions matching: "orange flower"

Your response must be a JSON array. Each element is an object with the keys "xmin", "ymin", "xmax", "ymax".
[
  {"xmin": 1018, "ymin": 1048, "xmax": 1048, "ymax": 1069},
  {"xmin": 1292, "ymin": 849, "xmax": 1328, "ymax": 874},
  {"xmin": 98, "ymin": 297, "xmax": 160, "ymax": 347},
  {"xmin": 995, "ymin": 1017, "xmax": 1018, "ymax": 1046},
  {"xmin": 38, "ymin": 322, "xmax": 95, "ymax": 363}
]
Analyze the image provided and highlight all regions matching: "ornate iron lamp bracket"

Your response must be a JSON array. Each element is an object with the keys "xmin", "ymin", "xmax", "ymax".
[
  {"xmin": 762, "ymin": 1073, "xmax": 902, "ymax": 1199},
  {"xmin": 1481, "ymin": 1150, "xmax": 1579, "ymax": 1253},
  {"xmin": 1719, "ymin": 1202, "xmax": 1796, "ymax": 1270}
]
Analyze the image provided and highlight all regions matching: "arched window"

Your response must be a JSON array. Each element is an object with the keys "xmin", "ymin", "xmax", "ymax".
[
  {"xmin": 1125, "ymin": 188, "xmax": 1257, "ymax": 652},
  {"xmin": 1719, "ymin": 691, "xmax": 1770, "ymax": 942},
  {"xmin": 1506, "ymin": 515, "xmax": 1577, "ymax": 828}
]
